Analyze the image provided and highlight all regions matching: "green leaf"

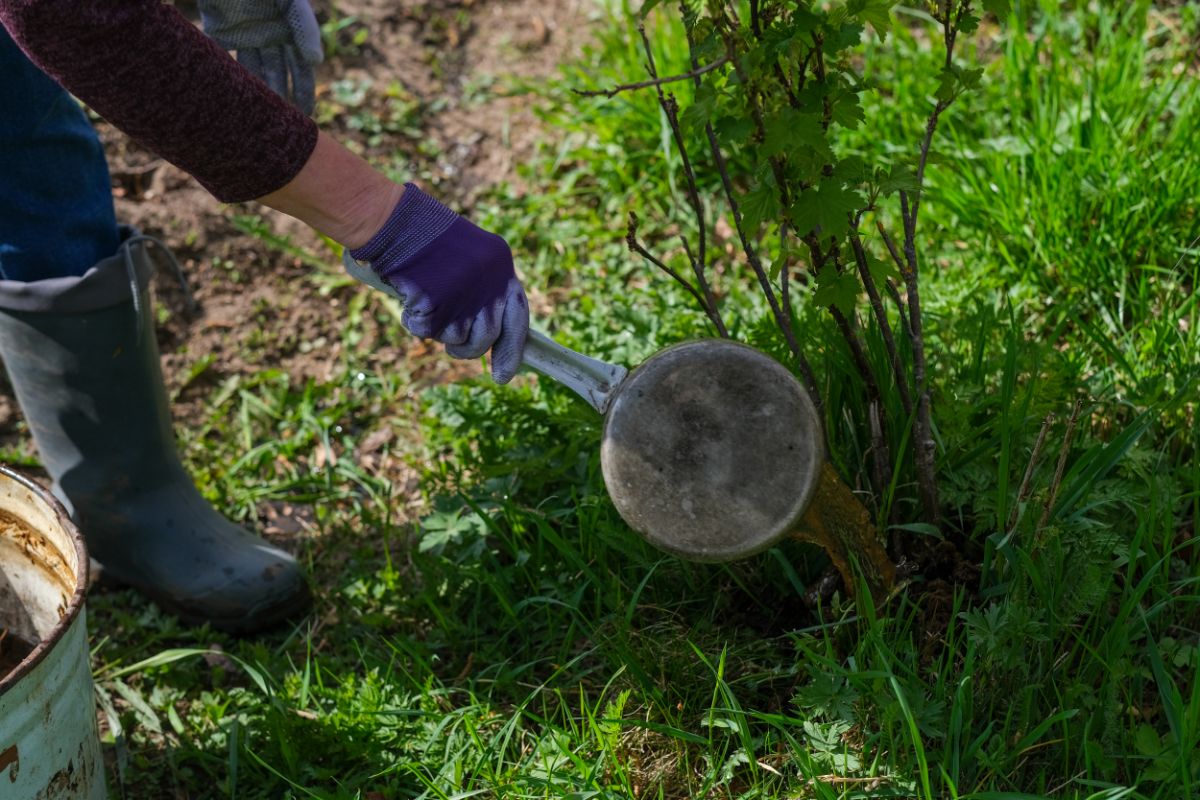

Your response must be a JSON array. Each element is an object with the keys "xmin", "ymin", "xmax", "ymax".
[
  {"xmin": 761, "ymin": 109, "xmax": 828, "ymax": 158},
  {"xmin": 961, "ymin": 66, "xmax": 984, "ymax": 91},
  {"xmin": 741, "ymin": 180, "xmax": 782, "ymax": 236},
  {"xmin": 812, "ymin": 262, "xmax": 859, "ymax": 315},
  {"xmin": 794, "ymin": 81, "xmax": 827, "ymax": 116},
  {"xmin": 714, "ymin": 114, "xmax": 754, "ymax": 141},
  {"xmin": 824, "ymin": 22, "xmax": 865, "ymax": 55},
  {"xmin": 680, "ymin": 0, "xmax": 704, "ymax": 28},
  {"xmin": 419, "ymin": 508, "xmax": 488, "ymax": 555},
  {"xmin": 832, "ymin": 155, "xmax": 867, "ymax": 185},
  {"xmin": 935, "ymin": 66, "xmax": 959, "ymax": 102},
  {"xmin": 690, "ymin": 21, "xmax": 722, "ymax": 62},
  {"xmin": 1133, "ymin": 724, "xmax": 1165, "ymax": 757},
  {"xmin": 789, "ymin": 178, "xmax": 863, "ymax": 241},
  {"xmin": 794, "ymin": 671, "xmax": 860, "ymax": 721},
  {"xmin": 879, "ymin": 164, "xmax": 920, "ymax": 195},
  {"xmin": 850, "ymin": 0, "xmax": 896, "ymax": 40},
  {"xmin": 784, "ymin": 5, "xmax": 822, "ymax": 52},
  {"xmin": 866, "ymin": 250, "xmax": 899, "ymax": 285},
  {"xmin": 936, "ymin": 65, "xmax": 986, "ymax": 103},
  {"xmin": 683, "ymin": 83, "xmax": 717, "ymax": 131},
  {"xmin": 830, "ymin": 90, "xmax": 865, "ymax": 129},
  {"xmin": 1083, "ymin": 739, "xmax": 1116, "ymax": 773}
]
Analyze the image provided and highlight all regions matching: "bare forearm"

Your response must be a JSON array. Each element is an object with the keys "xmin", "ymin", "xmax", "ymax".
[{"xmin": 257, "ymin": 133, "xmax": 405, "ymax": 249}]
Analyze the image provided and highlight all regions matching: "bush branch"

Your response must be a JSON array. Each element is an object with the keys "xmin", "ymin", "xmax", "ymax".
[
  {"xmin": 893, "ymin": 2, "xmax": 975, "ymax": 525},
  {"xmin": 626, "ymin": 213, "xmax": 725, "ymax": 334},
  {"xmin": 574, "ymin": 55, "xmax": 730, "ymax": 98},
  {"xmin": 875, "ymin": 222, "xmax": 914, "ymax": 339},
  {"xmin": 637, "ymin": 25, "xmax": 728, "ymax": 338},
  {"xmin": 850, "ymin": 229, "xmax": 913, "ymax": 417},
  {"xmin": 830, "ymin": 304, "xmax": 892, "ymax": 498}
]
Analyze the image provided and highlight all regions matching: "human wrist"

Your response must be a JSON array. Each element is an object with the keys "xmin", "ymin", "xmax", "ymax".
[
  {"xmin": 339, "ymin": 180, "xmax": 406, "ymax": 251},
  {"xmin": 256, "ymin": 132, "xmax": 405, "ymax": 249},
  {"xmin": 348, "ymin": 183, "xmax": 459, "ymax": 264}
]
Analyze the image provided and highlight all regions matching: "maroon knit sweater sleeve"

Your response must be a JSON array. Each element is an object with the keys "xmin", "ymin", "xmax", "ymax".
[{"xmin": 0, "ymin": 1, "xmax": 318, "ymax": 203}]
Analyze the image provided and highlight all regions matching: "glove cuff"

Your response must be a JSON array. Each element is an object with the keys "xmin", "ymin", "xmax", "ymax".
[{"xmin": 348, "ymin": 183, "xmax": 459, "ymax": 266}]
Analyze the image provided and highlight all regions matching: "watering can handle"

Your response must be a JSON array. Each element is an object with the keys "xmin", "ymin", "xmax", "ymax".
[
  {"xmin": 521, "ymin": 329, "xmax": 627, "ymax": 414},
  {"xmin": 344, "ymin": 252, "xmax": 627, "ymax": 414}
]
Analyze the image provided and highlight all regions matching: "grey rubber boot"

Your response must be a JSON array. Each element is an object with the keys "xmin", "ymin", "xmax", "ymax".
[{"xmin": 0, "ymin": 229, "xmax": 311, "ymax": 633}]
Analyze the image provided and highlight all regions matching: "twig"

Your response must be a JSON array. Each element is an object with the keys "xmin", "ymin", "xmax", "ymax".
[
  {"xmin": 680, "ymin": 236, "xmax": 727, "ymax": 336},
  {"xmin": 780, "ymin": 223, "xmax": 794, "ymax": 346},
  {"xmin": 574, "ymin": 55, "xmax": 730, "ymax": 98},
  {"xmin": 904, "ymin": 3, "xmax": 961, "ymax": 243},
  {"xmin": 1008, "ymin": 412, "xmax": 1054, "ymax": 533},
  {"xmin": 876, "ymin": 221, "xmax": 907, "ymax": 274},
  {"xmin": 830, "ymin": 305, "xmax": 892, "ymax": 498},
  {"xmin": 876, "ymin": 223, "xmax": 914, "ymax": 338},
  {"xmin": 899, "ymin": 189, "xmax": 939, "ymax": 524},
  {"xmin": 1039, "ymin": 400, "xmax": 1085, "ymax": 530},
  {"xmin": 893, "ymin": 2, "xmax": 974, "ymax": 526},
  {"xmin": 905, "ymin": 99, "xmax": 949, "ymax": 244},
  {"xmin": 637, "ymin": 25, "xmax": 728, "ymax": 338},
  {"xmin": 850, "ymin": 229, "xmax": 913, "ymax": 417},
  {"xmin": 885, "ymin": 278, "xmax": 912, "ymax": 340},
  {"xmin": 626, "ymin": 213, "xmax": 723, "ymax": 332}
]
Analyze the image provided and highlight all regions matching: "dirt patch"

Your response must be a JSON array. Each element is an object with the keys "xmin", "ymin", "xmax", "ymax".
[
  {"xmin": 320, "ymin": 0, "xmax": 596, "ymax": 201},
  {"xmin": 908, "ymin": 537, "xmax": 982, "ymax": 665}
]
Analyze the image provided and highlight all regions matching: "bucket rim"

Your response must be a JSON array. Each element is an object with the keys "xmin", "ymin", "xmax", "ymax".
[{"xmin": 0, "ymin": 466, "xmax": 89, "ymax": 696}]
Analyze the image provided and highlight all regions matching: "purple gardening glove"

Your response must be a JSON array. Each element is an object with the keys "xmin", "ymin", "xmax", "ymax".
[{"xmin": 345, "ymin": 184, "xmax": 530, "ymax": 384}]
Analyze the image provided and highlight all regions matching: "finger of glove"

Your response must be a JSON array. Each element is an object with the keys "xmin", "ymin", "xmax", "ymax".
[
  {"xmin": 237, "ymin": 48, "xmax": 286, "ymax": 99},
  {"xmin": 389, "ymin": 276, "xmax": 435, "ymax": 338},
  {"xmin": 444, "ymin": 300, "xmax": 504, "ymax": 360},
  {"xmin": 438, "ymin": 316, "xmax": 474, "ymax": 348},
  {"xmin": 281, "ymin": 0, "xmax": 324, "ymax": 64},
  {"xmin": 401, "ymin": 306, "xmax": 438, "ymax": 339},
  {"xmin": 283, "ymin": 46, "xmax": 316, "ymax": 115},
  {"xmin": 488, "ymin": 281, "xmax": 530, "ymax": 385},
  {"xmin": 240, "ymin": 47, "xmax": 289, "ymax": 100},
  {"xmin": 236, "ymin": 48, "xmax": 267, "ymax": 85}
]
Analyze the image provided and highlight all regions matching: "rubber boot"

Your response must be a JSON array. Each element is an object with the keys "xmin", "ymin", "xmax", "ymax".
[{"xmin": 0, "ymin": 229, "xmax": 311, "ymax": 633}]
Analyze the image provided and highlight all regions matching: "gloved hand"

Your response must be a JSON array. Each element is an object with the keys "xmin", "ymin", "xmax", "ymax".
[
  {"xmin": 344, "ymin": 184, "xmax": 530, "ymax": 384},
  {"xmin": 197, "ymin": 0, "xmax": 323, "ymax": 116}
]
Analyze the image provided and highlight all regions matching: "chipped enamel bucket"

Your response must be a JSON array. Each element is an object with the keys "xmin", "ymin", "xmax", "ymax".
[{"xmin": 0, "ymin": 466, "xmax": 105, "ymax": 798}]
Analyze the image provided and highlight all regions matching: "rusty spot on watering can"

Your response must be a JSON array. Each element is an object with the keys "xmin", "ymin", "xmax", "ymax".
[
  {"xmin": 0, "ymin": 744, "xmax": 18, "ymax": 781},
  {"xmin": 36, "ymin": 757, "xmax": 82, "ymax": 799}
]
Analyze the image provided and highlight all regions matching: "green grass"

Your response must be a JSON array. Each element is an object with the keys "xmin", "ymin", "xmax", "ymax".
[{"xmin": 81, "ymin": 1, "xmax": 1200, "ymax": 797}]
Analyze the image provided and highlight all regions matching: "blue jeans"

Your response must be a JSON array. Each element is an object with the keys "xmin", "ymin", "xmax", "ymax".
[{"xmin": 0, "ymin": 25, "xmax": 119, "ymax": 281}]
